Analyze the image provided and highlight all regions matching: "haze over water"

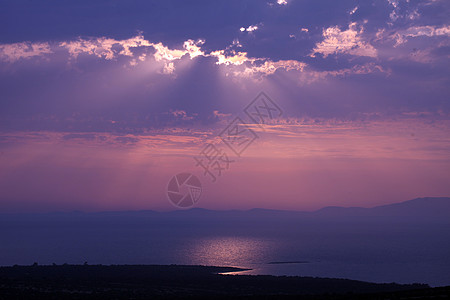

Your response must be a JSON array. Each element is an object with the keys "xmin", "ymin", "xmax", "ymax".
[{"xmin": 1, "ymin": 198, "xmax": 449, "ymax": 287}]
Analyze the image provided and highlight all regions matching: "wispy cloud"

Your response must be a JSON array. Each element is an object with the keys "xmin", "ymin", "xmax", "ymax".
[{"xmin": 391, "ymin": 25, "xmax": 450, "ymax": 47}]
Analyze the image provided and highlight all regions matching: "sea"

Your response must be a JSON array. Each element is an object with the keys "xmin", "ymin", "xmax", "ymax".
[{"xmin": 1, "ymin": 216, "xmax": 449, "ymax": 287}]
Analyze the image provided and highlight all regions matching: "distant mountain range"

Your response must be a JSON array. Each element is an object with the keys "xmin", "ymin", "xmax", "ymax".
[
  {"xmin": 1, "ymin": 197, "xmax": 449, "ymax": 224},
  {"xmin": 163, "ymin": 197, "xmax": 450, "ymax": 223},
  {"xmin": 312, "ymin": 197, "xmax": 450, "ymax": 221}
]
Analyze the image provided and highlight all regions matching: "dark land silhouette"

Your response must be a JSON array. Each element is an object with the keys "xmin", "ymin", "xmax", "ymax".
[{"xmin": 0, "ymin": 264, "xmax": 444, "ymax": 299}]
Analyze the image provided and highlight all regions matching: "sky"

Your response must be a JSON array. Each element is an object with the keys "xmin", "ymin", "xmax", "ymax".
[{"xmin": 0, "ymin": 0, "xmax": 449, "ymax": 212}]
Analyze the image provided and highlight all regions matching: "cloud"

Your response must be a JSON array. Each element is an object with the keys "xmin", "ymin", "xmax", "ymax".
[
  {"xmin": 169, "ymin": 110, "xmax": 195, "ymax": 121},
  {"xmin": 387, "ymin": 0, "xmax": 399, "ymax": 8},
  {"xmin": 233, "ymin": 59, "xmax": 306, "ymax": 78},
  {"xmin": 407, "ymin": 9, "xmax": 420, "ymax": 20},
  {"xmin": 210, "ymin": 50, "xmax": 250, "ymax": 65},
  {"xmin": 162, "ymin": 62, "xmax": 175, "ymax": 74},
  {"xmin": 240, "ymin": 25, "xmax": 260, "ymax": 32},
  {"xmin": 311, "ymin": 22, "xmax": 377, "ymax": 58},
  {"xmin": 0, "ymin": 42, "xmax": 53, "ymax": 62},
  {"xmin": 277, "ymin": 0, "xmax": 288, "ymax": 5},
  {"xmin": 391, "ymin": 25, "xmax": 450, "ymax": 46},
  {"xmin": 183, "ymin": 39, "xmax": 205, "ymax": 58},
  {"xmin": 0, "ymin": 0, "xmax": 449, "ymax": 191},
  {"xmin": 387, "ymin": 0, "xmax": 400, "ymax": 21},
  {"xmin": 152, "ymin": 39, "xmax": 204, "ymax": 61},
  {"xmin": 0, "ymin": 35, "xmax": 206, "ymax": 66},
  {"xmin": 151, "ymin": 42, "xmax": 187, "ymax": 61},
  {"xmin": 60, "ymin": 35, "xmax": 153, "ymax": 60},
  {"xmin": 298, "ymin": 63, "xmax": 389, "ymax": 84},
  {"xmin": 384, "ymin": 0, "xmax": 444, "ymax": 23},
  {"xmin": 0, "ymin": 35, "xmax": 208, "ymax": 76}
]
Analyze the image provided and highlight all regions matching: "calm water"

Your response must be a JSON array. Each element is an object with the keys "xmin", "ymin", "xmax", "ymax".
[{"xmin": 1, "ymin": 223, "xmax": 449, "ymax": 287}]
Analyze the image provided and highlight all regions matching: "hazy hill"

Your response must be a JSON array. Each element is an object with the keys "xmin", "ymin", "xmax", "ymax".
[
  {"xmin": 313, "ymin": 197, "xmax": 450, "ymax": 222},
  {"xmin": 1, "ymin": 197, "xmax": 449, "ymax": 226}
]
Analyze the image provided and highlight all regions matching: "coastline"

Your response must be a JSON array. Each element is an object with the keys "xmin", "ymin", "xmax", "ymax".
[{"xmin": 0, "ymin": 264, "xmax": 438, "ymax": 299}]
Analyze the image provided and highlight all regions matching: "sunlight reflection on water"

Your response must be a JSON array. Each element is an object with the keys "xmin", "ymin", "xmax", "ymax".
[
  {"xmin": 183, "ymin": 236, "xmax": 277, "ymax": 267},
  {"xmin": 172, "ymin": 235, "xmax": 450, "ymax": 287}
]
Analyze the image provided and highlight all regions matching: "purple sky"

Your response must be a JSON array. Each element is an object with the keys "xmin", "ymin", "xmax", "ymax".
[{"xmin": 0, "ymin": 0, "xmax": 449, "ymax": 212}]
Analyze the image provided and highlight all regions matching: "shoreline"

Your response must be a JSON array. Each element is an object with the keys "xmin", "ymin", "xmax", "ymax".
[{"xmin": 0, "ymin": 264, "xmax": 438, "ymax": 299}]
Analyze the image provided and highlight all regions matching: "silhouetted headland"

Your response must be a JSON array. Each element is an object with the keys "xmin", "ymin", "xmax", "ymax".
[{"xmin": 0, "ymin": 264, "xmax": 441, "ymax": 299}]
